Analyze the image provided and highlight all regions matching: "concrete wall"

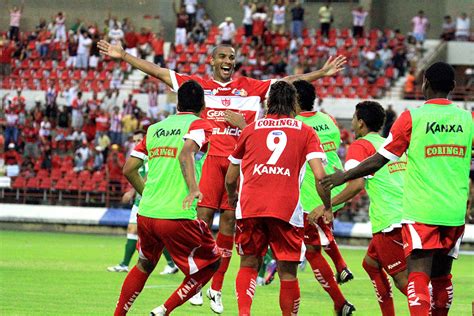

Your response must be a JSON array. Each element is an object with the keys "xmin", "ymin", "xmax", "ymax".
[{"xmin": 447, "ymin": 42, "xmax": 474, "ymax": 65}]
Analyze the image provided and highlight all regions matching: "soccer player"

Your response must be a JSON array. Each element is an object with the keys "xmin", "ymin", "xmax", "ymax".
[
  {"xmin": 114, "ymin": 80, "xmax": 220, "ymax": 316},
  {"xmin": 225, "ymin": 81, "xmax": 333, "ymax": 316},
  {"xmin": 107, "ymin": 129, "xmax": 178, "ymax": 275},
  {"xmin": 318, "ymin": 100, "xmax": 408, "ymax": 316},
  {"xmin": 98, "ymin": 39, "xmax": 345, "ymax": 313},
  {"xmin": 293, "ymin": 80, "xmax": 355, "ymax": 315},
  {"xmin": 322, "ymin": 62, "xmax": 473, "ymax": 316}
]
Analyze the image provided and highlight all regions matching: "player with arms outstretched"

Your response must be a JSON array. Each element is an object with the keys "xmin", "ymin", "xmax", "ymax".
[
  {"xmin": 293, "ymin": 80, "xmax": 355, "ymax": 315},
  {"xmin": 98, "ymin": 38, "xmax": 345, "ymax": 313},
  {"xmin": 226, "ymin": 81, "xmax": 333, "ymax": 316},
  {"xmin": 114, "ymin": 81, "xmax": 220, "ymax": 316},
  {"xmin": 322, "ymin": 62, "xmax": 473, "ymax": 315}
]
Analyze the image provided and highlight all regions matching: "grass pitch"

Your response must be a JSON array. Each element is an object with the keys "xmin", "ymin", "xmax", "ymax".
[{"xmin": 1, "ymin": 230, "xmax": 473, "ymax": 315}]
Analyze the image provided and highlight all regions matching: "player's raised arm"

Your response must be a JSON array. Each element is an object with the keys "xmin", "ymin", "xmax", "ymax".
[
  {"xmin": 98, "ymin": 40, "xmax": 173, "ymax": 88},
  {"xmin": 179, "ymin": 139, "xmax": 203, "ymax": 209},
  {"xmin": 308, "ymin": 158, "xmax": 332, "ymax": 224},
  {"xmin": 282, "ymin": 55, "xmax": 347, "ymax": 83},
  {"xmin": 123, "ymin": 157, "xmax": 145, "ymax": 195}
]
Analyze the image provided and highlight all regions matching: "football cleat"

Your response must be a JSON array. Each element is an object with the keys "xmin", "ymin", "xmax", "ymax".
[
  {"xmin": 150, "ymin": 305, "xmax": 167, "ymax": 316},
  {"xmin": 337, "ymin": 301, "xmax": 356, "ymax": 316},
  {"xmin": 189, "ymin": 290, "xmax": 203, "ymax": 306},
  {"xmin": 207, "ymin": 288, "xmax": 224, "ymax": 314},
  {"xmin": 159, "ymin": 264, "xmax": 179, "ymax": 275},
  {"xmin": 336, "ymin": 267, "xmax": 354, "ymax": 284},
  {"xmin": 107, "ymin": 264, "xmax": 129, "ymax": 272}
]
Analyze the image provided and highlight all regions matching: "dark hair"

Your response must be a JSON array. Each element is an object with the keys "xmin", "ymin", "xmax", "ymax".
[
  {"xmin": 267, "ymin": 81, "xmax": 297, "ymax": 116},
  {"xmin": 293, "ymin": 80, "xmax": 316, "ymax": 112},
  {"xmin": 211, "ymin": 44, "xmax": 234, "ymax": 58},
  {"xmin": 177, "ymin": 80, "xmax": 205, "ymax": 113},
  {"xmin": 424, "ymin": 62, "xmax": 455, "ymax": 94},
  {"xmin": 355, "ymin": 101, "xmax": 385, "ymax": 132},
  {"xmin": 134, "ymin": 129, "xmax": 145, "ymax": 136}
]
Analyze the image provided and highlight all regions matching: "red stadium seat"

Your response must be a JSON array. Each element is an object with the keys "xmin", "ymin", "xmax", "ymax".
[
  {"xmin": 11, "ymin": 176, "xmax": 27, "ymax": 189},
  {"xmin": 26, "ymin": 177, "xmax": 41, "ymax": 189}
]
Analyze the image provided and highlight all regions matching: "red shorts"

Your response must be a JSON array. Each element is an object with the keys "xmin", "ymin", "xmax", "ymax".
[
  {"xmin": 367, "ymin": 228, "xmax": 407, "ymax": 276},
  {"xmin": 137, "ymin": 215, "xmax": 220, "ymax": 275},
  {"xmin": 235, "ymin": 217, "xmax": 305, "ymax": 262},
  {"xmin": 303, "ymin": 214, "xmax": 334, "ymax": 247},
  {"xmin": 402, "ymin": 223, "xmax": 464, "ymax": 259},
  {"xmin": 198, "ymin": 155, "xmax": 234, "ymax": 211}
]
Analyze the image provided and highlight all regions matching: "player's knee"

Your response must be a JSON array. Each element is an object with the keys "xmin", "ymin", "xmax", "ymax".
[
  {"xmin": 393, "ymin": 271, "xmax": 408, "ymax": 292},
  {"xmin": 305, "ymin": 245, "xmax": 321, "ymax": 253},
  {"xmin": 137, "ymin": 257, "xmax": 155, "ymax": 274},
  {"xmin": 209, "ymin": 258, "xmax": 221, "ymax": 272}
]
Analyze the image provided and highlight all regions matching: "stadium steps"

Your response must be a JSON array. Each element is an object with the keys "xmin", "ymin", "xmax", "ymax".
[{"xmin": 121, "ymin": 55, "xmax": 154, "ymax": 91}]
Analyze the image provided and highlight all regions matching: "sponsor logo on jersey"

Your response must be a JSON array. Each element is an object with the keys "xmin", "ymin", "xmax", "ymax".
[
  {"xmin": 387, "ymin": 161, "xmax": 407, "ymax": 173},
  {"xmin": 255, "ymin": 118, "xmax": 302, "ymax": 130},
  {"xmin": 212, "ymin": 126, "xmax": 241, "ymax": 136},
  {"xmin": 221, "ymin": 98, "xmax": 231, "ymax": 107},
  {"xmin": 387, "ymin": 261, "xmax": 402, "ymax": 270},
  {"xmin": 153, "ymin": 128, "xmax": 181, "ymax": 138},
  {"xmin": 425, "ymin": 122, "xmax": 464, "ymax": 134},
  {"xmin": 204, "ymin": 89, "xmax": 213, "ymax": 95},
  {"xmin": 149, "ymin": 146, "xmax": 178, "ymax": 159},
  {"xmin": 312, "ymin": 124, "xmax": 330, "ymax": 132},
  {"xmin": 322, "ymin": 141, "xmax": 337, "ymax": 152},
  {"xmin": 177, "ymin": 278, "xmax": 199, "ymax": 300},
  {"xmin": 253, "ymin": 164, "xmax": 291, "ymax": 176},
  {"xmin": 207, "ymin": 109, "xmax": 226, "ymax": 122},
  {"xmin": 232, "ymin": 88, "xmax": 248, "ymax": 97},
  {"xmin": 424, "ymin": 144, "xmax": 466, "ymax": 158}
]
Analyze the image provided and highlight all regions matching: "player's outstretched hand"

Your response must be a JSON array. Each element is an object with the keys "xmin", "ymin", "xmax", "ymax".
[
  {"xmin": 321, "ymin": 207, "xmax": 334, "ymax": 224},
  {"xmin": 98, "ymin": 40, "xmax": 125, "ymax": 59},
  {"xmin": 183, "ymin": 190, "xmax": 203, "ymax": 209},
  {"xmin": 224, "ymin": 110, "xmax": 247, "ymax": 129},
  {"xmin": 307, "ymin": 205, "xmax": 325, "ymax": 226},
  {"xmin": 321, "ymin": 55, "xmax": 347, "ymax": 77},
  {"xmin": 320, "ymin": 167, "xmax": 345, "ymax": 191}
]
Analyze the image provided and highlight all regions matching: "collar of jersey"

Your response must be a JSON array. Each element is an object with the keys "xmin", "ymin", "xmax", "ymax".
[
  {"xmin": 265, "ymin": 114, "xmax": 293, "ymax": 119},
  {"xmin": 177, "ymin": 111, "xmax": 194, "ymax": 115},
  {"xmin": 212, "ymin": 78, "xmax": 233, "ymax": 87},
  {"xmin": 298, "ymin": 111, "xmax": 317, "ymax": 117},
  {"xmin": 424, "ymin": 98, "xmax": 452, "ymax": 105}
]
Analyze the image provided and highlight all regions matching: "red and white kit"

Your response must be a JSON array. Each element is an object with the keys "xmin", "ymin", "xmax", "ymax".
[
  {"xmin": 170, "ymin": 71, "xmax": 273, "ymax": 210},
  {"xmin": 230, "ymin": 115, "xmax": 326, "ymax": 261}
]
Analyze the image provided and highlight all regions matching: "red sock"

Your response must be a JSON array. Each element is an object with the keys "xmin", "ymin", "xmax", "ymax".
[
  {"xmin": 407, "ymin": 272, "xmax": 431, "ymax": 316},
  {"xmin": 211, "ymin": 232, "xmax": 233, "ymax": 291},
  {"xmin": 324, "ymin": 239, "xmax": 347, "ymax": 273},
  {"xmin": 164, "ymin": 262, "xmax": 217, "ymax": 313},
  {"xmin": 362, "ymin": 259, "xmax": 395, "ymax": 316},
  {"xmin": 114, "ymin": 266, "xmax": 149, "ymax": 316},
  {"xmin": 236, "ymin": 267, "xmax": 258, "ymax": 316},
  {"xmin": 306, "ymin": 250, "xmax": 346, "ymax": 311},
  {"xmin": 431, "ymin": 274, "xmax": 453, "ymax": 316},
  {"xmin": 280, "ymin": 279, "xmax": 300, "ymax": 316}
]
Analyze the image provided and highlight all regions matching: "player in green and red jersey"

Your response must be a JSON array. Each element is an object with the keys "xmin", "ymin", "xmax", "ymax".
[
  {"xmin": 114, "ymin": 81, "xmax": 221, "ymax": 316},
  {"xmin": 318, "ymin": 101, "xmax": 408, "ymax": 316},
  {"xmin": 294, "ymin": 80, "xmax": 355, "ymax": 315},
  {"xmin": 322, "ymin": 62, "xmax": 473, "ymax": 316}
]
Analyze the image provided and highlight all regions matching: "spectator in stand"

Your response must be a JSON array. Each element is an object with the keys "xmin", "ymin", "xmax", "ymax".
[
  {"xmin": 92, "ymin": 146, "xmax": 104, "ymax": 171},
  {"xmin": 9, "ymin": 1, "xmax": 24, "ymax": 41},
  {"xmin": 219, "ymin": 17, "xmax": 236, "ymax": 45},
  {"xmin": 39, "ymin": 116, "xmax": 52, "ymax": 143},
  {"xmin": 109, "ymin": 106, "xmax": 123, "ymax": 145},
  {"xmin": 55, "ymin": 11, "xmax": 67, "ymax": 42},
  {"xmin": 377, "ymin": 43, "xmax": 393, "ymax": 67},
  {"xmin": 108, "ymin": 23, "xmax": 124, "ymax": 46},
  {"xmin": 151, "ymin": 32, "xmax": 165, "ymax": 67},
  {"xmin": 96, "ymin": 130, "xmax": 111, "ymax": 162},
  {"xmin": 0, "ymin": 39, "xmax": 15, "ymax": 76},
  {"xmin": 137, "ymin": 27, "xmax": 152, "ymax": 59},
  {"xmin": 4, "ymin": 106, "xmax": 19, "ymax": 150},
  {"xmin": 174, "ymin": 5, "xmax": 188, "ymax": 46},
  {"xmin": 45, "ymin": 82, "xmax": 58, "ymax": 108},
  {"xmin": 70, "ymin": 18, "xmax": 82, "ymax": 34},
  {"xmin": 71, "ymin": 91, "xmax": 85, "ymax": 130},
  {"xmin": 411, "ymin": 10, "xmax": 430, "ymax": 45},
  {"xmin": 441, "ymin": 15, "xmax": 456, "ymax": 41},
  {"xmin": 241, "ymin": 1, "xmax": 256, "ymax": 38},
  {"xmin": 196, "ymin": 3, "xmax": 206, "ymax": 25},
  {"xmin": 122, "ymin": 94, "xmax": 138, "ymax": 116},
  {"xmin": 76, "ymin": 29, "xmax": 92, "ymax": 69},
  {"xmin": 200, "ymin": 14, "xmax": 213, "ymax": 35},
  {"xmin": 56, "ymin": 105, "xmax": 69, "ymax": 130},
  {"xmin": 107, "ymin": 144, "xmax": 125, "ymax": 192},
  {"xmin": 101, "ymin": 89, "xmax": 119, "ymax": 113},
  {"xmin": 147, "ymin": 83, "xmax": 160, "ymax": 120},
  {"xmin": 290, "ymin": 2, "xmax": 304, "ymax": 39},
  {"xmin": 111, "ymin": 63, "xmax": 124, "ymax": 90},
  {"xmin": 252, "ymin": 4, "xmax": 267, "ymax": 47},
  {"xmin": 87, "ymin": 91, "xmax": 101, "ymax": 115},
  {"xmin": 392, "ymin": 47, "xmax": 407, "ymax": 78},
  {"xmin": 184, "ymin": 0, "xmax": 198, "ymax": 30},
  {"xmin": 404, "ymin": 69, "xmax": 416, "ymax": 98},
  {"xmin": 22, "ymin": 120, "xmax": 39, "ymax": 159},
  {"xmin": 319, "ymin": 1, "xmax": 333, "ymax": 38},
  {"xmin": 66, "ymin": 35, "xmax": 78, "ymax": 68},
  {"xmin": 124, "ymin": 26, "xmax": 138, "ymax": 58},
  {"xmin": 455, "ymin": 12, "xmax": 470, "ymax": 41},
  {"xmin": 82, "ymin": 117, "xmax": 97, "ymax": 142},
  {"xmin": 95, "ymin": 109, "xmax": 110, "ymax": 134},
  {"xmin": 122, "ymin": 112, "xmax": 139, "ymax": 143},
  {"xmin": 62, "ymin": 82, "xmax": 79, "ymax": 114},
  {"xmin": 351, "ymin": 6, "xmax": 368, "ymax": 38},
  {"xmin": 272, "ymin": 0, "xmax": 286, "ymax": 34},
  {"xmin": 73, "ymin": 142, "xmax": 90, "ymax": 172},
  {"xmin": 68, "ymin": 127, "xmax": 88, "ymax": 147},
  {"xmin": 4, "ymin": 143, "xmax": 21, "ymax": 166},
  {"xmin": 37, "ymin": 28, "xmax": 51, "ymax": 58},
  {"xmin": 89, "ymin": 33, "xmax": 101, "ymax": 69},
  {"xmin": 382, "ymin": 104, "xmax": 397, "ymax": 138}
]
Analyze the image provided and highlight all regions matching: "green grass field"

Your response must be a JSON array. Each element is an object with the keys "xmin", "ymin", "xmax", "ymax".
[{"xmin": 0, "ymin": 230, "xmax": 472, "ymax": 315}]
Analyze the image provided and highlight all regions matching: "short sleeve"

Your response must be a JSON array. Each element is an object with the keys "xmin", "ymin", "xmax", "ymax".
[
  {"xmin": 229, "ymin": 126, "xmax": 251, "ymax": 164},
  {"xmin": 379, "ymin": 111, "xmax": 412, "ymax": 161},
  {"xmin": 246, "ymin": 77, "xmax": 277, "ymax": 100},
  {"xmin": 345, "ymin": 139, "xmax": 376, "ymax": 170},
  {"xmin": 131, "ymin": 136, "xmax": 147, "ymax": 160},
  {"xmin": 169, "ymin": 71, "xmax": 203, "ymax": 92},
  {"xmin": 305, "ymin": 128, "xmax": 326, "ymax": 162},
  {"xmin": 183, "ymin": 119, "xmax": 213, "ymax": 149}
]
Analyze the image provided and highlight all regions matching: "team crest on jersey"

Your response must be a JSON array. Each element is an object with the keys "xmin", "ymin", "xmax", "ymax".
[
  {"xmin": 221, "ymin": 98, "xmax": 231, "ymax": 107},
  {"xmin": 232, "ymin": 88, "xmax": 248, "ymax": 97}
]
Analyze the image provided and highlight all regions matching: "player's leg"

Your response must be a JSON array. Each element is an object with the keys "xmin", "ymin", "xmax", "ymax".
[
  {"xmin": 321, "ymin": 223, "xmax": 353, "ymax": 283},
  {"xmin": 277, "ymin": 260, "xmax": 301, "ymax": 316},
  {"xmin": 151, "ymin": 218, "xmax": 221, "ymax": 315},
  {"xmin": 362, "ymin": 254, "xmax": 396, "ymax": 316},
  {"xmin": 235, "ymin": 218, "xmax": 268, "ymax": 316},
  {"xmin": 114, "ymin": 216, "xmax": 162, "ymax": 316},
  {"xmin": 430, "ymin": 254, "xmax": 454, "ymax": 316}
]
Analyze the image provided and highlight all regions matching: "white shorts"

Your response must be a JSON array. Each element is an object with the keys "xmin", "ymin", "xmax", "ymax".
[{"xmin": 129, "ymin": 204, "xmax": 139, "ymax": 224}]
